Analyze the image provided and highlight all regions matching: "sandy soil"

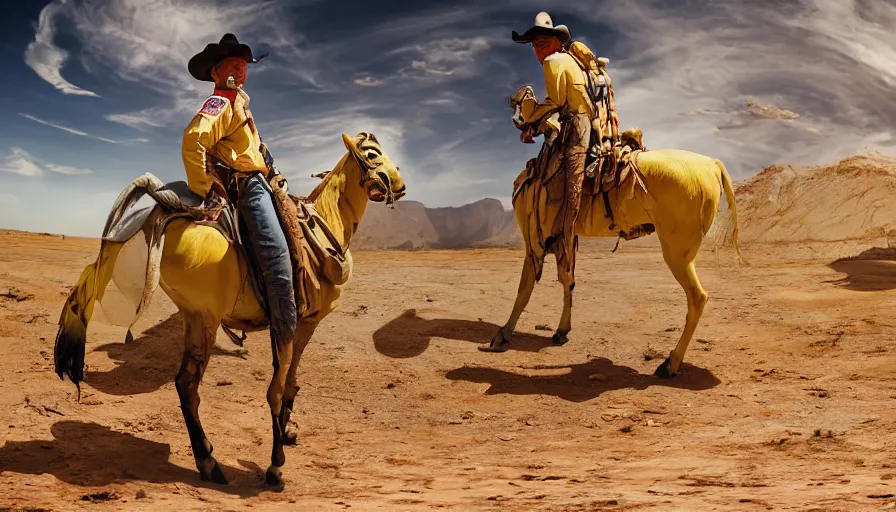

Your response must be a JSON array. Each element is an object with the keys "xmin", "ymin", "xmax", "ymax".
[{"xmin": 1, "ymin": 230, "xmax": 895, "ymax": 511}]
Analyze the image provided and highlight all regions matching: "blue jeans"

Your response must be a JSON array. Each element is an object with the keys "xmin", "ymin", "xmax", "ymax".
[{"xmin": 238, "ymin": 173, "xmax": 297, "ymax": 346}]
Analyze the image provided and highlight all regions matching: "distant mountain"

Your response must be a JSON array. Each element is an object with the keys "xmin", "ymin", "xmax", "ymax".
[{"xmin": 354, "ymin": 198, "xmax": 520, "ymax": 250}]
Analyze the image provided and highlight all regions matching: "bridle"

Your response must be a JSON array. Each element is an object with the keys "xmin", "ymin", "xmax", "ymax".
[{"xmin": 350, "ymin": 132, "xmax": 397, "ymax": 207}]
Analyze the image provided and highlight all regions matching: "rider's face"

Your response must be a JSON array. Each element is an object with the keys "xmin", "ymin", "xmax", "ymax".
[
  {"xmin": 532, "ymin": 36, "xmax": 561, "ymax": 63},
  {"xmin": 212, "ymin": 57, "xmax": 248, "ymax": 88}
]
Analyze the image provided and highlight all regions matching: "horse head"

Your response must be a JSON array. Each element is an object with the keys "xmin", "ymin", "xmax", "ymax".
[{"xmin": 341, "ymin": 132, "xmax": 406, "ymax": 206}]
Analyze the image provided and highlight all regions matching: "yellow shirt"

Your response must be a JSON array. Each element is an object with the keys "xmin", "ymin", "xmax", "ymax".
[
  {"xmin": 182, "ymin": 90, "xmax": 267, "ymax": 197},
  {"xmin": 520, "ymin": 51, "xmax": 594, "ymax": 126}
]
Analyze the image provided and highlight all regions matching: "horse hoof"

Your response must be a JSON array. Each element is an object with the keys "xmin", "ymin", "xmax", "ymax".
[
  {"xmin": 200, "ymin": 461, "xmax": 229, "ymax": 485},
  {"xmin": 654, "ymin": 358, "xmax": 677, "ymax": 379},
  {"xmin": 282, "ymin": 428, "xmax": 299, "ymax": 446},
  {"xmin": 480, "ymin": 330, "xmax": 510, "ymax": 353},
  {"xmin": 265, "ymin": 465, "xmax": 284, "ymax": 487},
  {"xmin": 552, "ymin": 331, "xmax": 569, "ymax": 346}
]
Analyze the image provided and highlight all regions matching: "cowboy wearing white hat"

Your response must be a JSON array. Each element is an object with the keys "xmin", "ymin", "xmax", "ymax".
[
  {"xmin": 181, "ymin": 34, "xmax": 301, "ymax": 357},
  {"xmin": 512, "ymin": 12, "xmax": 593, "ymax": 272}
]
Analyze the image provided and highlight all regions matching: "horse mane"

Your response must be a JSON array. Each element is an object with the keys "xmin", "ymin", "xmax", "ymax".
[
  {"xmin": 306, "ymin": 166, "xmax": 340, "ymax": 204},
  {"xmin": 305, "ymin": 132, "xmax": 379, "ymax": 211}
]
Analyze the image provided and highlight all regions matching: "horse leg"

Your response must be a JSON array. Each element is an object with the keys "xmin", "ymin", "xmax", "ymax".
[
  {"xmin": 279, "ymin": 324, "xmax": 316, "ymax": 446},
  {"xmin": 654, "ymin": 240, "xmax": 708, "ymax": 378},
  {"xmin": 175, "ymin": 311, "xmax": 227, "ymax": 484},
  {"xmin": 265, "ymin": 333, "xmax": 295, "ymax": 486},
  {"xmin": 552, "ymin": 236, "xmax": 577, "ymax": 346},
  {"xmin": 485, "ymin": 252, "xmax": 542, "ymax": 352}
]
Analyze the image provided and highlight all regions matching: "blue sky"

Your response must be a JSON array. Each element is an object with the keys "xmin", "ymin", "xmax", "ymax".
[{"xmin": 2, "ymin": 0, "xmax": 896, "ymax": 237}]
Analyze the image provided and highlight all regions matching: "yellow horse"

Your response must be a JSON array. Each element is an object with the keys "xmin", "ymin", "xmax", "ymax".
[
  {"xmin": 53, "ymin": 133, "xmax": 405, "ymax": 487},
  {"xmin": 487, "ymin": 87, "xmax": 744, "ymax": 377}
]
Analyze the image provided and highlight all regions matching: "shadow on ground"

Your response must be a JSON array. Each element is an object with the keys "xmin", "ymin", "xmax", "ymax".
[
  {"xmin": 445, "ymin": 357, "xmax": 721, "ymax": 402},
  {"xmin": 0, "ymin": 420, "xmax": 265, "ymax": 496},
  {"xmin": 373, "ymin": 309, "xmax": 554, "ymax": 358},
  {"xmin": 827, "ymin": 248, "xmax": 896, "ymax": 292},
  {"xmin": 86, "ymin": 313, "xmax": 248, "ymax": 396}
]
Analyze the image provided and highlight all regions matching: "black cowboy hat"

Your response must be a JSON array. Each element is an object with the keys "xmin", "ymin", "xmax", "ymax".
[
  {"xmin": 187, "ymin": 33, "xmax": 267, "ymax": 82},
  {"xmin": 512, "ymin": 12, "xmax": 570, "ymax": 44}
]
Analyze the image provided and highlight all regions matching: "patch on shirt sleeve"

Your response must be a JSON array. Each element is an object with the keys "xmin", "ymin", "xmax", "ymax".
[{"xmin": 198, "ymin": 96, "xmax": 229, "ymax": 117}]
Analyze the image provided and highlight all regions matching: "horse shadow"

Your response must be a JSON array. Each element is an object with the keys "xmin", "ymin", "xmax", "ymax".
[
  {"xmin": 87, "ymin": 313, "xmax": 246, "ymax": 396},
  {"xmin": 373, "ymin": 309, "xmax": 554, "ymax": 359},
  {"xmin": 826, "ymin": 247, "xmax": 896, "ymax": 292},
  {"xmin": 445, "ymin": 357, "xmax": 721, "ymax": 403},
  {"xmin": 0, "ymin": 420, "xmax": 264, "ymax": 496}
]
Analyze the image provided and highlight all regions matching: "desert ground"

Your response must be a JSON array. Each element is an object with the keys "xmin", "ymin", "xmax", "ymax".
[{"xmin": 1, "ymin": 219, "xmax": 896, "ymax": 511}]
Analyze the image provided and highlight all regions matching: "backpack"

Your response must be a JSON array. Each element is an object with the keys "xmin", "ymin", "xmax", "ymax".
[{"xmin": 565, "ymin": 40, "xmax": 620, "ymax": 147}]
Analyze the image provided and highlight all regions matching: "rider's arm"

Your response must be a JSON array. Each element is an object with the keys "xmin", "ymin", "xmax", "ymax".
[
  {"xmin": 518, "ymin": 54, "xmax": 568, "ymax": 126},
  {"xmin": 181, "ymin": 96, "xmax": 234, "ymax": 198}
]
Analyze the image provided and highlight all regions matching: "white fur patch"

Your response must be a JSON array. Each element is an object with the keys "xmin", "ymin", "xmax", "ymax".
[{"xmin": 99, "ymin": 234, "xmax": 149, "ymax": 327}]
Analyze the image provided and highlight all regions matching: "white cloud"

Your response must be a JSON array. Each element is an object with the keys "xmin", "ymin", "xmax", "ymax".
[
  {"xmin": 0, "ymin": 193, "xmax": 19, "ymax": 205},
  {"xmin": 24, "ymin": 0, "xmax": 100, "ymax": 97},
  {"xmin": 45, "ymin": 163, "xmax": 94, "ymax": 176},
  {"xmin": 33, "ymin": 0, "xmax": 309, "ymax": 129},
  {"xmin": 0, "ymin": 148, "xmax": 94, "ymax": 178},
  {"xmin": 105, "ymin": 110, "xmax": 178, "ymax": 132},
  {"xmin": 353, "ymin": 76, "xmax": 385, "ymax": 87},
  {"xmin": 558, "ymin": 0, "xmax": 896, "ymax": 178},
  {"xmin": 0, "ymin": 149, "xmax": 43, "ymax": 177},
  {"xmin": 20, "ymin": 113, "xmax": 117, "ymax": 143},
  {"xmin": 392, "ymin": 37, "xmax": 494, "ymax": 82}
]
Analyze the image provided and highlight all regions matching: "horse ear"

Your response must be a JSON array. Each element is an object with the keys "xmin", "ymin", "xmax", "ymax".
[{"xmin": 342, "ymin": 132, "xmax": 367, "ymax": 163}]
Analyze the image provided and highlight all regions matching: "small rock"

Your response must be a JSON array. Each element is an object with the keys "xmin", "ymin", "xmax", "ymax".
[
  {"xmin": 643, "ymin": 348, "xmax": 664, "ymax": 361},
  {"xmin": 620, "ymin": 425, "xmax": 633, "ymax": 433},
  {"xmin": 497, "ymin": 435, "xmax": 516, "ymax": 442},
  {"xmin": 216, "ymin": 380, "xmax": 233, "ymax": 386},
  {"xmin": 136, "ymin": 490, "xmax": 147, "ymax": 499},
  {"xmin": 525, "ymin": 419, "xmax": 538, "ymax": 427},
  {"xmin": 588, "ymin": 373, "xmax": 609, "ymax": 383},
  {"xmin": 534, "ymin": 324, "xmax": 552, "ymax": 332},
  {"xmin": 385, "ymin": 383, "xmax": 395, "ymax": 389},
  {"xmin": 882, "ymin": 474, "xmax": 894, "ymax": 480},
  {"xmin": 647, "ymin": 419, "xmax": 659, "ymax": 427},
  {"xmin": 81, "ymin": 491, "xmax": 119, "ymax": 502}
]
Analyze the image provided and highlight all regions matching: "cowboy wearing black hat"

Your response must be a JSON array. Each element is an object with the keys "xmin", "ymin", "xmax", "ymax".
[
  {"xmin": 512, "ymin": 12, "xmax": 593, "ymax": 273},
  {"xmin": 181, "ymin": 34, "xmax": 298, "ymax": 352}
]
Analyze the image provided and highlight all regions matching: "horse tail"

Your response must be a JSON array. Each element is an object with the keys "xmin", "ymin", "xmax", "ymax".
[
  {"xmin": 715, "ymin": 159, "xmax": 748, "ymax": 266},
  {"xmin": 54, "ymin": 240, "xmax": 123, "ymax": 391}
]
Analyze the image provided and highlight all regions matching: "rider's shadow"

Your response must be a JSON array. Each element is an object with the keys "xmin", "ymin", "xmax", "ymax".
[
  {"xmin": 445, "ymin": 358, "xmax": 720, "ymax": 403},
  {"xmin": 827, "ymin": 248, "xmax": 896, "ymax": 292},
  {"xmin": 0, "ymin": 420, "xmax": 263, "ymax": 496},
  {"xmin": 372, "ymin": 309, "xmax": 554, "ymax": 358},
  {"xmin": 87, "ymin": 313, "xmax": 246, "ymax": 396}
]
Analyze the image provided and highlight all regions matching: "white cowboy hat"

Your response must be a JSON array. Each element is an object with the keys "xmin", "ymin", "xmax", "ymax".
[{"xmin": 511, "ymin": 12, "xmax": 571, "ymax": 44}]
